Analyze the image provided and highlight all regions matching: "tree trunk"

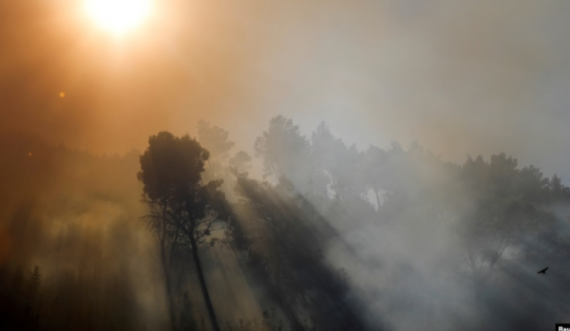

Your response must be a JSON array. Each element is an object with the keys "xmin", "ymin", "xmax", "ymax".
[
  {"xmin": 190, "ymin": 238, "xmax": 220, "ymax": 331},
  {"xmin": 160, "ymin": 240, "xmax": 177, "ymax": 331}
]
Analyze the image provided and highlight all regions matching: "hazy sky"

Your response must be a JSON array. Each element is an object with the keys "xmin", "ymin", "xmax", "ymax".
[{"xmin": 1, "ymin": 0, "xmax": 569, "ymax": 180}]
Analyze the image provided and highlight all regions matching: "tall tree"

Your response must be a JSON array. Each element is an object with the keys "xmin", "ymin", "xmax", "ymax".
[
  {"xmin": 311, "ymin": 122, "xmax": 366, "ymax": 201},
  {"xmin": 138, "ymin": 132, "xmax": 227, "ymax": 331},
  {"xmin": 197, "ymin": 121, "xmax": 251, "ymax": 202}
]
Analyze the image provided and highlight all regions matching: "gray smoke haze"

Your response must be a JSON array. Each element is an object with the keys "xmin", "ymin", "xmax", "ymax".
[
  {"xmin": 2, "ymin": 0, "xmax": 569, "ymax": 180},
  {"xmin": 247, "ymin": 117, "xmax": 570, "ymax": 330},
  {"xmin": 1, "ymin": 0, "xmax": 570, "ymax": 330},
  {"xmin": 229, "ymin": 0, "xmax": 570, "ymax": 182}
]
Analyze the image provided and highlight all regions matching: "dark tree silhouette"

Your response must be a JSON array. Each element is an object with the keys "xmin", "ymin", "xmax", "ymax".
[{"xmin": 138, "ymin": 131, "xmax": 228, "ymax": 331}]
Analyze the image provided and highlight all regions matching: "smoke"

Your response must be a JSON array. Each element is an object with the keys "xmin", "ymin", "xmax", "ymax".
[
  {"xmin": 2, "ymin": 0, "xmax": 569, "ymax": 178},
  {"xmin": 1, "ymin": 0, "xmax": 570, "ymax": 330},
  {"xmin": 0, "ymin": 130, "xmax": 168, "ymax": 329},
  {"xmin": 0, "ymin": 0, "xmax": 266, "ymax": 153},
  {"xmin": 250, "ymin": 118, "xmax": 570, "ymax": 330}
]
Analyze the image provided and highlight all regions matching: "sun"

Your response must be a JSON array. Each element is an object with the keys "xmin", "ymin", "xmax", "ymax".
[{"xmin": 85, "ymin": 0, "xmax": 153, "ymax": 36}]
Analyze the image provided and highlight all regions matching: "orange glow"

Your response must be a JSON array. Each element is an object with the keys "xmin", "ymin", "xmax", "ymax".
[
  {"xmin": 84, "ymin": 0, "xmax": 153, "ymax": 36},
  {"xmin": 59, "ymin": 91, "xmax": 65, "ymax": 98}
]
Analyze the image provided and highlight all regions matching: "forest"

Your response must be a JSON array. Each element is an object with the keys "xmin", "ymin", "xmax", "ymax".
[{"xmin": 0, "ymin": 116, "xmax": 569, "ymax": 331}]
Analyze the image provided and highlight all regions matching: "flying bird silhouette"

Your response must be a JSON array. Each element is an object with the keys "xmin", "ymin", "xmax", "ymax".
[{"xmin": 537, "ymin": 267, "xmax": 548, "ymax": 275}]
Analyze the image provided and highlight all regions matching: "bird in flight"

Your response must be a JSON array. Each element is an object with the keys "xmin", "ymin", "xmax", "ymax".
[{"xmin": 537, "ymin": 267, "xmax": 548, "ymax": 275}]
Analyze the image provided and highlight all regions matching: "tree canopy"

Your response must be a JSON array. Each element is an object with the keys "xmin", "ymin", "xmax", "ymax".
[{"xmin": 138, "ymin": 131, "xmax": 228, "ymax": 331}]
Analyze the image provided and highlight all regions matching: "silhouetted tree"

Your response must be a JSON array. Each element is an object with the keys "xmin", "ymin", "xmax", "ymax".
[
  {"xmin": 254, "ymin": 116, "xmax": 317, "ymax": 195},
  {"xmin": 138, "ymin": 131, "xmax": 229, "ymax": 331},
  {"xmin": 198, "ymin": 121, "xmax": 236, "ymax": 183},
  {"xmin": 458, "ymin": 154, "xmax": 556, "ymax": 280},
  {"xmin": 197, "ymin": 121, "xmax": 251, "ymax": 202},
  {"xmin": 311, "ymin": 122, "xmax": 366, "ymax": 202},
  {"xmin": 197, "ymin": 121, "xmax": 235, "ymax": 161},
  {"xmin": 229, "ymin": 151, "xmax": 252, "ymax": 175}
]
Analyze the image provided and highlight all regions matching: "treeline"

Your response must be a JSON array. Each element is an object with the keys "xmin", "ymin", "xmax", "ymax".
[
  {"xmin": 141, "ymin": 116, "xmax": 570, "ymax": 331},
  {"xmin": 1, "ymin": 116, "xmax": 569, "ymax": 330},
  {"xmin": 247, "ymin": 117, "xmax": 570, "ymax": 330}
]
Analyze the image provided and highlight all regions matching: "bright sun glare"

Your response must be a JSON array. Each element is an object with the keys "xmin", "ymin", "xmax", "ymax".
[{"xmin": 85, "ymin": 0, "xmax": 152, "ymax": 36}]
